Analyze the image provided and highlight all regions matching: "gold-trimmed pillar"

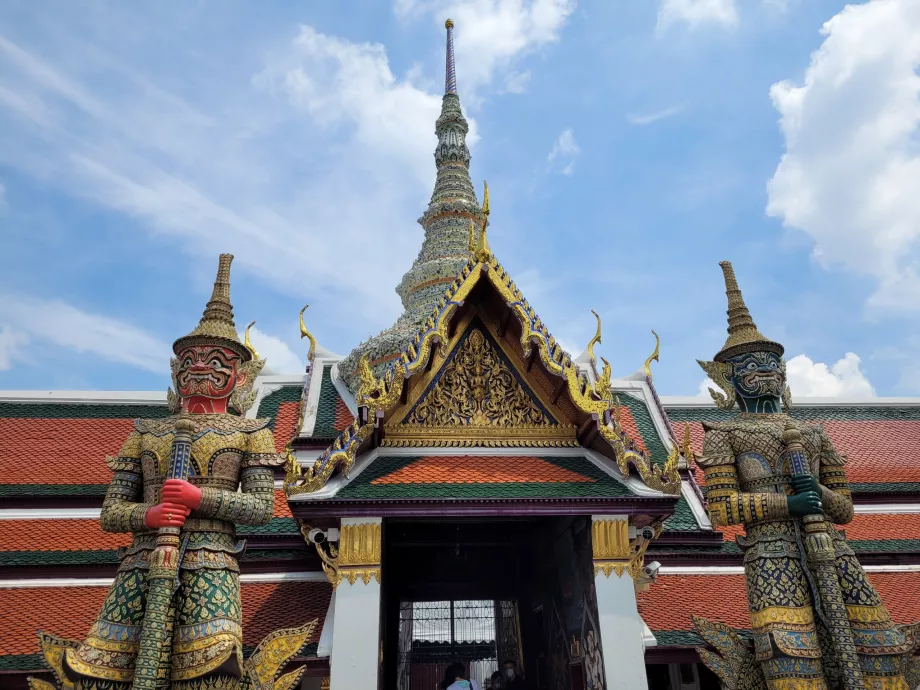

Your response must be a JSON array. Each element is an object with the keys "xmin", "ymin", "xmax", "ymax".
[
  {"xmin": 591, "ymin": 515, "xmax": 650, "ymax": 690},
  {"xmin": 329, "ymin": 517, "xmax": 382, "ymax": 690}
]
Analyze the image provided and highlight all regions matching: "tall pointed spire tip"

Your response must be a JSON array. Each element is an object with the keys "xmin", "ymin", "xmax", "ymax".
[
  {"xmin": 444, "ymin": 17, "xmax": 457, "ymax": 95},
  {"xmin": 713, "ymin": 260, "xmax": 783, "ymax": 362}
]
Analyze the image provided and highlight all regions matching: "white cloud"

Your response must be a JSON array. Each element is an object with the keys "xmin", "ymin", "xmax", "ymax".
[
  {"xmin": 503, "ymin": 69, "xmax": 531, "ymax": 94},
  {"xmin": 547, "ymin": 128, "xmax": 579, "ymax": 175},
  {"xmin": 395, "ymin": 0, "xmax": 575, "ymax": 96},
  {"xmin": 0, "ymin": 294, "xmax": 170, "ymax": 372},
  {"xmin": 626, "ymin": 103, "xmax": 687, "ymax": 126},
  {"xmin": 657, "ymin": 0, "xmax": 738, "ymax": 33},
  {"xmin": 0, "ymin": 327, "xmax": 28, "ymax": 370},
  {"xmin": 785, "ymin": 353, "xmax": 875, "ymax": 398},
  {"xmin": 766, "ymin": 0, "xmax": 920, "ymax": 314},
  {"xmin": 242, "ymin": 325, "xmax": 304, "ymax": 375},
  {"xmin": 0, "ymin": 21, "xmax": 455, "ymax": 324},
  {"xmin": 697, "ymin": 352, "xmax": 875, "ymax": 399}
]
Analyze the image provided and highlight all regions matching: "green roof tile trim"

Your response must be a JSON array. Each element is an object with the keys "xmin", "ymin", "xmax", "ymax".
[
  {"xmin": 0, "ymin": 402, "xmax": 169, "ymax": 419},
  {"xmin": 313, "ymin": 365, "xmax": 347, "ymax": 439},
  {"xmin": 0, "ymin": 484, "xmax": 109, "ymax": 497},
  {"xmin": 662, "ymin": 494, "xmax": 700, "ymax": 531},
  {"xmin": 666, "ymin": 405, "xmax": 920, "ymax": 423},
  {"xmin": 238, "ymin": 517, "xmax": 300, "ymax": 536},
  {"xmin": 620, "ymin": 393, "xmax": 669, "ymax": 467},
  {"xmin": 650, "ymin": 630, "xmax": 752, "ymax": 647},
  {"xmin": 0, "ymin": 653, "xmax": 45, "ymax": 671},
  {"xmin": 850, "ymin": 482, "xmax": 920, "ymax": 494},
  {"xmin": 256, "ymin": 384, "xmax": 303, "ymax": 432},
  {"xmin": 336, "ymin": 455, "xmax": 634, "ymax": 499},
  {"xmin": 649, "ymin": 539, "xmax": 920, "ymax": 557}
]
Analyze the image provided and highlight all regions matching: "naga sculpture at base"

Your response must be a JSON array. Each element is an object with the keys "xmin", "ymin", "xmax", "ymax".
[
  {"xmin": 28, "ymin": 255, "xmax": 317, "ymax": 690},
  {"xmin": 691, "ymin": 262, "xmax": 919, "ymax": 690}
]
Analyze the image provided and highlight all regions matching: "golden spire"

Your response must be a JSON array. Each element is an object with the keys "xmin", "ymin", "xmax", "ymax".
[
  {"xmin": 173, "ymin": 253, "xmax": 250, "ymax": 360},
  {"xmin": 299, "ymin": 304, "xmax": 317, "ymax": 362},
  {"xmin": 714, "ymin": 261, "xmax": 783, "ymax": 362}
]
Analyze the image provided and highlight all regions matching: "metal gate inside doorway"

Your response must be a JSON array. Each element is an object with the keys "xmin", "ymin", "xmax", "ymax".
[{"xmin": 396, "ymin": 600, "xmax": 522, "ymax": 690}]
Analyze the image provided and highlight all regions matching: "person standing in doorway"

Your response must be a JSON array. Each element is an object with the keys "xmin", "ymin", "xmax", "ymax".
[
  {"xmin": 502, "ymin": 660, "xmax": 528, "ymax": 689},
  {"xmin": 441, "ymin": 662, "xmax": 481, "ymax": 690}
]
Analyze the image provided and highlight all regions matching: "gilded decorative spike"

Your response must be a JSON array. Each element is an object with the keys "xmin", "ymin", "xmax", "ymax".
[
  {"xmin": 244, "ymin": 320, "xmax": 260, "ymax": 360},
  {"xmin": 299, "ymin": 304, "xmax": 317, "ymax": 362},
  {"xmin": 586, "ymin": 310, "xmax": 602, "ymax": 365},
  {"xmin": 644, "ymin": 329, "xmax": 660, "ymax": 379}
]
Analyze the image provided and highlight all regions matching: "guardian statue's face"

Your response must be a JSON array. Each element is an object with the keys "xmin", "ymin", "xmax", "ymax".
[
  {"xmin": 175, "ymin": 345, "xmax": 241, "ymax": 401},
  {"xmin": 728, "ymin": 351, "xmax": 786, "ymax": 401}
]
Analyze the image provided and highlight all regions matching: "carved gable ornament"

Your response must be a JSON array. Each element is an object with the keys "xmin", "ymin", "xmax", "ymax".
[{"xmin": 383, "ymin": 326, "xmax": 577, "ymax": 447}]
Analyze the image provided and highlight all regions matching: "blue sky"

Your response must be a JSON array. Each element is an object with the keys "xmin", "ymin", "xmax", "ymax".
[{"xmin": 0, "ymin": 0, "xmax": 918, "ymax": 397}]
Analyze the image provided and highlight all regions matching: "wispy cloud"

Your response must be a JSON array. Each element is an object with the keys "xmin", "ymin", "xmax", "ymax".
[
  {"xmin": 0, "ymin": 327, "xmax": 28, "ymax": 370},
  {"xmin": 393, "ymin": 0, "xmax": 575, "ymax": 98},
  {"xmin": 0, "ymin": 294, "xmax": 170, "ymax": 372},
  {"xmin": 242, "ymin": 325, "xmax": 304, "ymax": 375},
  {"xmin": 547, "ymin": 128, "xmax": 579, "ymax": 175},
  {"xmin": 656, "ymin": 0, "xmax": 738, "ymax": 34},
  {"xmin": 626, "ymin": 103, "xmax": 687, "ymax": 126},
  {"xmin": 767, "ymin": 0, "xmax": 920, "ymax": 315},
  {"xmin": 698, "ymin": 353, "xmax": 876, "ymax": 398}
]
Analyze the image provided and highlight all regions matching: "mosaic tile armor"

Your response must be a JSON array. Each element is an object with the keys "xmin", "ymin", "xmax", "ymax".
[
  {"xmin": 693, "ymin": 262, "xmax": 916, "ymax": 690},
  {"xmin": 31, "ymin": 255, "xmax": 313, "ymax": 690},
  {"xmin": 63, "ymin": 414, "xmax": 283, "ymax": 688}
]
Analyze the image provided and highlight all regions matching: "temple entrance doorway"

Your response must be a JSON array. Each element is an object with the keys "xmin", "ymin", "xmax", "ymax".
[{"xmin": 381, "ymin": 516, "xmax": 601, "ymax": 690}]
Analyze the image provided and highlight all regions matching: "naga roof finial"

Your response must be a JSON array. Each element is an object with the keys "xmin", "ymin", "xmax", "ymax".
[
  {"xmin": 586, "ymin": 310, "xmax": 602, "ymax": 365},
  {"xmin": 299, "ymin": 305, "xmax": 317, "ymax": 362},
  {"xmin": 445, "ymin": 18, "xmax": 457, "ymax": 95},
  {"xmin": 173, "ymin": 253, "xmax": 251, "ymax": 361},
  {"xmin": 644, "ymin": 330, "xmax": 660, "ymax": 379},
  {"xmin": 244, "ymin": 321, "xmax": 260, "ymax": 360},
  {"xmin": 714, "ymin": 261, "xmax": 783, "ymax": 362}
]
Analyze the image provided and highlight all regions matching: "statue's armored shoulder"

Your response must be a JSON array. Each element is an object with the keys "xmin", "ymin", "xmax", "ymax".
[{"xmin": 132, "ymin": 415, "xmax": 272, "ymax": 436}]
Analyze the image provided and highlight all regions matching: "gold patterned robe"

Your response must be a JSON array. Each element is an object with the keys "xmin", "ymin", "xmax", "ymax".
[
  {"xmin": 697, "ymin": 413, "xmax": 912, "ymax": 689},
  {"xmin": 64, "ymin": 414, "xmax": 285, "ymax": 688}
]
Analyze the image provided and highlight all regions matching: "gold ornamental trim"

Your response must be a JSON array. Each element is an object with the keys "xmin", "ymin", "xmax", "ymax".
[
  {"xmin": 285, "ymin": 250, "xmax": 681, "ymax": 496},
  {"xmin": 846, "ymin": 604, "xmax": 893, "ymax": 624},
  {"xmin": 591, "ymin": 518, "xmax": 663, "ymax": 583},
  {"xmin": 315, "ymin": 522, "xmax": 382, "ymax": 588},
  {"xmin": 750, "ymin": 606, "xmax": 815, "ymax": 631}
]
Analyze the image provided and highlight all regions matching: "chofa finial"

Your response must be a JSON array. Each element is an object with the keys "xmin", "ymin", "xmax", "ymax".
[
  {"xmin": 644, "ymin": 330, "xmax": 660, "ymax": 379},
  {"xmin": 586, "ymin": 310, "xmax": 602, "ymax": 365},
  {"xmin": 244, "ymin": 321, "xmax": 260, "ymax": 360},
  {"xmin": 299, "ymin": 305, "xmax": 317, "ymax": 362}
]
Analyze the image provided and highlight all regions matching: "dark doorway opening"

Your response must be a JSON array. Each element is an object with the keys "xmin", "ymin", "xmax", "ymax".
[
  {"xmin": 381, "ymin": 516, "xmax": 601, "ymax": 690},
  {"xmin": 382, "ymin": 518, "xmax": 538, "ymax": 690}
]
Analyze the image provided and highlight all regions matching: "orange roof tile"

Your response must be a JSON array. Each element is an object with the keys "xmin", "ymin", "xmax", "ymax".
[
  {"xmin": 719, "ymin": 513, "xmax": 920, "ymax": 542},
  {"xmin": 616, "ymin": 406, "xmax": 648, "ymax": 453},
  {"xmin": 676, "ymin": 418, "xmax": 920, "ymax": 486},
  {"xmin": 271, "ymin": 401, "xmax": 301, "ymax": 454},
  {"xmin": 0, "ymin": 580, "xmax": 331, "ymax": 658},
  {"xmin": 333, "ymin": 398, "xmax": 352, "ymax": 432},
  {"xmin": 371, "ymin": 455, "xmax": 595, "ymax": 485},
  {"xmin": 273, "ymin": 489, "xmax": 293, "ymax": 519},
  {"xmin": 0, "ymin": 417, "xmax": 135, "ymax": 485},
  {"xmin": 637, "ymin": 572, "xmax": 920, "ymax": 632},
  {"xmin": 0, "ymin": 520, "xmax": 131, "ymax": 553},
  {"xmin": 822, "ymin": 420, "xmax": 920, "ymax": 484}
]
